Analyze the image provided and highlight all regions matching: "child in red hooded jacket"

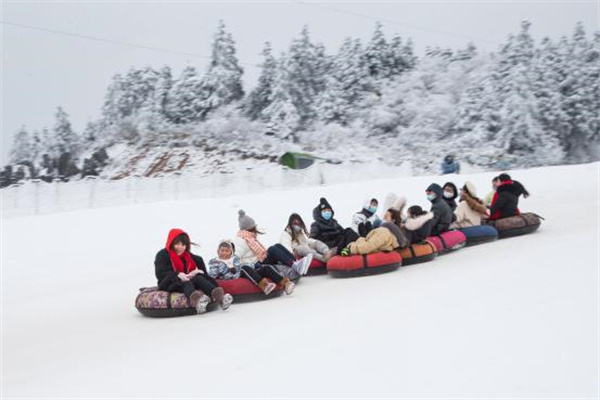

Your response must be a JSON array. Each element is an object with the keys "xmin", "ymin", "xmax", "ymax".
[{"xmin": 154, "ymin": 228, "xmax": 233, "ymax": 314}]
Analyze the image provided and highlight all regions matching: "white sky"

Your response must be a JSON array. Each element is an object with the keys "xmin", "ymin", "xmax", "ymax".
[{"xmin": 1, "ymin": 1, "xmax": 598, "ymax": 164}]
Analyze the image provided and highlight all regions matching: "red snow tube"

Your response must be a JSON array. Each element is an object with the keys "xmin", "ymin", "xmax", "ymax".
[
  {"xmin": 327, "ymin": 252, "xmax": 402, "ymax": 278},
  {"xmin": 427, "ymin": 230, "xmax": 467, "ymax": 254},
  {"xmin": 218, "ymin": 278, "xmax": 284, "ymax": 303},
  {"xmin": 306, "ymin": 259, "xmax": 327, "ymax": 275}
]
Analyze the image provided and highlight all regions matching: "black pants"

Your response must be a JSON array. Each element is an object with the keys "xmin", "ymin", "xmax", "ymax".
[
  {"xmin": 241, "ymin": 264, "xmax": 285, "ymax": 284},
  {"xmin": 173, "ymin": 275, "xmax": 218, "ymax": 299},
  {"xmin": 335, "ymin": 228, "xmax": 360, "ymax": 254},
  {"xmin": 262, "ymin": 244, "xmax": 295, "ymax": 267}
]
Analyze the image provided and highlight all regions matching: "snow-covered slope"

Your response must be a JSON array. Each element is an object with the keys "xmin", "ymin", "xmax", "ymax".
[{"xmin": 2, "ymin": 163, "xmax": 598, "ymax": 398}]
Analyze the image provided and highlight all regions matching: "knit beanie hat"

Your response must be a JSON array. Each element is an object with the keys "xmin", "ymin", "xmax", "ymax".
[
  {"xmin": 426, "ymin": 183, "xmax": 443, "ymax": 197},
  {"xmin": 463, "ymin": 181, "xmax": 477, "ymax": 197},
  {"xmin": 318, "ymin": 197, "xmax": 333, "ymax": 212},
  {"xmin": 238, "ymin": 210, "xmax": 257, "ymax": 231}
]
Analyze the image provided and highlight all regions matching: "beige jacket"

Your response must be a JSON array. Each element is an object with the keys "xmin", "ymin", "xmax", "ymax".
[{"xmin": 451, "ymin": 195, "xmax": 488, "ymax": 228}]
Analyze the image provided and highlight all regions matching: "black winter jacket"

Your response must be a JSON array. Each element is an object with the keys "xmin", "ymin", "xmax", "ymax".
[
  {"xmin": 490, "ymin": 182, "xmax": 521, "ymax": 220},
  {"xmin": 309, "ymin": 205, "xmax": 345, "ymax": 248},
  {"xmin": 154, "ymin": 249, "xmax": 216, "ymax": 291},
  {"xmin": 429, "ymin": 197, "xmax": 453, "ymax": 235}
]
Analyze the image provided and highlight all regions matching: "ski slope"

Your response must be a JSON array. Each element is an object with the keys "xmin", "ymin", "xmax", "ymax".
[{"xmin": 2, "ymin": 163, "xmax": 599, "ymax": 398}]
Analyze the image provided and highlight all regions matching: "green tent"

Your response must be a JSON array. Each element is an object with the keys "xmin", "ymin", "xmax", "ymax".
[{"xmin": 280, "ymin": 152, "xmax": 322, "ymax": 169}]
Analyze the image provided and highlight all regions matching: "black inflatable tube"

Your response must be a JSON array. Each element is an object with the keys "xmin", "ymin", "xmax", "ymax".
[
  {"xmin": 137, "ymin": 302, "xmax": 219, "ymax": 318},
  {"xmin": 306, "ymin": 267, "xmax": 328, "ymax": 276},
  {"xmin": 465, "ymin": 236, "xmax": 499, "ymax": 247},
  {"xmin": 400, "ymin": 253, "xmax": 437, "ymax": 266},
  {"xmin": 498, "ymin": 224, "xmax": 541, "ymax": 239},
  {"xmin": 328, "ymin": 262, "xmax": 400, "ymax": 278}
]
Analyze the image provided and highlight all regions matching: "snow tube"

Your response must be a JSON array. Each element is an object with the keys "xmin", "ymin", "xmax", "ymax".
[
  {"xmin": 306, "ymin": 259, "xmax": 327, "ymax": 275},
  {"xmin": 135, "ymin": 287, "xmax": 218, "ymax": 318},
  {"xmin": 397, "ymin": 241, "xmax": 438, "ymax": 266},
  {"xmin": 488, "ymin": 213, "xmax": 542, "ymax": 239},
  {"xmin": 218, "ymin": 278, "xmax": 284, "ymax": 303},
  {"xmin": 459, "ymin": 225, "xmax": 499, "ymax": 246},
  {"xmin": 426, "ymin": 230, "xmax": 467, "ymax": 254},
  {"xmin": 327, "ymin": 252, "xmax": 402, "ymax": 278}
]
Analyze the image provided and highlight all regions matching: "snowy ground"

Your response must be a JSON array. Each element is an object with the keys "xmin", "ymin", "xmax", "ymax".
[{"xmin": 1, "ymin": 162, "xmax": 598, "ymax": 398}]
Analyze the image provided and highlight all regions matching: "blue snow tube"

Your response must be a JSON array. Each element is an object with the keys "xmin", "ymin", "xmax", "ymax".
[{"xmin": 458, "ymin": 225, "xmax": 499, "ymax": 247}]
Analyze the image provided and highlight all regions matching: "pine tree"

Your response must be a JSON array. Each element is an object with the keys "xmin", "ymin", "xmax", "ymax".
[
  {"xmin": 198, "ymin": 20, "xmax": 244, "ymax": 119},
  {"xmin": 245, "ymin": 42, "xmax": 277, "ymax": 120},
  {"xmin": 317, "ymin": 38, "xmax": 369, "ymax": 124},
  {"xmin": 167, "ymin": 66, "xmax": 205, "ymax": 124},
  {"xmin": 52, "ymin": 107, "xmax": 79, "ymax": 156},
  {"xmin": 261, "ymin": 55, "xmax": 301, "ymax": 139},
  {"xmin": 365, "ymin": 22, "xmax": 389, "ymax": 80},
  {"xmin": 9, "ymin": 126, "xmax": 33, "ymax": 164},
  {"xmin": 285, "ymin": 26, "xmax": 330, "ymax": 124}
]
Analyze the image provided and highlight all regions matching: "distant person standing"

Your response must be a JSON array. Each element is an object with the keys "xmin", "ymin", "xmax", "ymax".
[{"xmin": 441, "ymin": 155, "xmax": 460, "ymax": 174}]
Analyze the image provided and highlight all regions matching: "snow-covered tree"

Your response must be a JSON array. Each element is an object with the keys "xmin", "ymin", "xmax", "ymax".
[
  {"xmin": 261, "ymin": 55, "xmax": 301, "ymax": 139},
  {"xmin": 197, "ymin": 20, "xmax": 244, "ymax": 119},
  {"xmin": 245, "ymin": 42, "xmax": 277, "ymax": 120},
  {"xmin": 167, "ymin": 66, "xmax": 205, "ymax": 124},
  {"xmin": 9, "ymin": 126, "xmax": 33, "ymax": 164},
  {"xmin": 52, "ymin": 107, "xmax": 79, "ymax": 156}
]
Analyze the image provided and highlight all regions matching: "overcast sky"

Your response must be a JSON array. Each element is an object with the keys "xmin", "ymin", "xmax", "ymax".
[{"xmin": 2, "ymin": 1, "xmax": 598, "ymax": 164}]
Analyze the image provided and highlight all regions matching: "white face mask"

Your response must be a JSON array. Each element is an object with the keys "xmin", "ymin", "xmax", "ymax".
[
  {"xmin": 292, "ymin": 225, "xmax": 303, "ymax": 233},
  {"xmin": 443, "ymin": 191, "xmax": 454, "ymax": 199}
]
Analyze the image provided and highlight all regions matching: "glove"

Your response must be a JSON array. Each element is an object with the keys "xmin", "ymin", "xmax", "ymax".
[
  {"xmin": 229, "ymin": 267, "xmax": 237, "ymax": 273},
  {"xmin": 188, "ymin": 269, "xmax": 203, "ymax": 278},
  {"xmin": 340, "ymin": 247, "xmax": 350, "ymax": 257},
  {"xmin": 178, "ymin": 272, "xmax": 190, "ymax": 282}
]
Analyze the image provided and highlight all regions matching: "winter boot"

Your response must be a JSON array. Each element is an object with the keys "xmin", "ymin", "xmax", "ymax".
[
  {"xmin": 190, "ymin": 291, "xmax": 211, "ymax": 314},
  {"xmin": 258, "ymin": 278, "xmax": 277, "ymax": 295},
  {"xmin": 211, "ymin": 287, "xmax": 233, "ymax": 311},
  {"xmin": 221, "ymin": 293, "xmax": 234, "ymax": 311},
  {"xmin": 300, "ymin": 253, "xmax": 313, "ymax": 275},
  {"xmin": 281, "ymin": 278, "xmax": 295, "ymax": 295}
]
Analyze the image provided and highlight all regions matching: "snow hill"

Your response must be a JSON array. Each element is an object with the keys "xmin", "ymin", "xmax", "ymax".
[{"xmin": 2, "ymin": 162, "xmax": 598, "ymax": 398}]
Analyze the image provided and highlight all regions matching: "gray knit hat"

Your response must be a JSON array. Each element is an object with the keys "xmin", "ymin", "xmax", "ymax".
[{"xmin": 238, "ymin": 209, "xmax": 257, "ymax": 231}]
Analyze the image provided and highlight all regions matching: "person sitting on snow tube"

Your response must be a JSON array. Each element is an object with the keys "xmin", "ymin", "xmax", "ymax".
[
  {"xmin": 341, "ymin": 208, "xmax": 408, "ymax": 256},
  {"xmin": 155, "ymin": 229, "xmax": 233, "ymax": 314},
  {"xmin": 234, "ymin": 210, "xmax": 312, "ymax": 295},
  {"xmin": 403, "ymin": 205, "xmax": 435, "ymax": 244},
  {"xmin": 208, "ymin": 240, "xmax": 278, "ymax": 296},
  {"xmin": 280, "ymin": 213, "xmax": 334, "ymax": 263},
  {"xmin": 450, "ymin": 181, "xmax": 489, "ymax": 228},
  {"xmin": 310, "ymin": 197, "xmax": 359, "ymax": 254},
  {"xmin": 442, "ymin": 182, "xmax": 459, "ymax": 222},
  {"xmin": 489, "ymin": 174, "xmax": 530, "ymax": 221},
  {"xmin": 484, "ymin": 176, "xmax": 501, "ymax": 208},
  {"xmin": 426, "ymin": 183, "xmax": 453, "ymax": 235},
  {"xmin": 351, "ymin": 198, "xmax": 383, "ymax": 237}
]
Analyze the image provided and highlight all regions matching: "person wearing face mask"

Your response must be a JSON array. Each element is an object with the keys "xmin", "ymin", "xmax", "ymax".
[
  {"xmin": 351, "ymin": 198, "xmax": 383, "ymax": 237},
  {"xmin": 154, "ymin": 229, "xmax": 233, "ymax": 314},
  {"xmin": 280, "ymin": 213, "xmax": 333, "ymax": 263},
  {"xmin": 425, "ymin": 183, "xmax": 453, "ymax": 235},
  {"xmin": 341, "ymin": 208, "xmax": 408, "ymax": 256},
  {"xmin": 310, "ymin": 197, "xmax": 359, "ymax": 254},
  {"xmin": 442, "ymin": 182, "xmax": 459, "ymax": 212}
]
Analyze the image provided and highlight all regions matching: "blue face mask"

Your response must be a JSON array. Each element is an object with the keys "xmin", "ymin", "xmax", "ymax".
[
  {"xmin": 368, "ymin": 206, "xmax": 377, "ymax": 213},
  {"xmin": 321, "ymin": 211, "xmax": 332, "ymax": 221},
  {"xmin": 427, "ymin": 193, "xmax": 437, "ymax": 202}
]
